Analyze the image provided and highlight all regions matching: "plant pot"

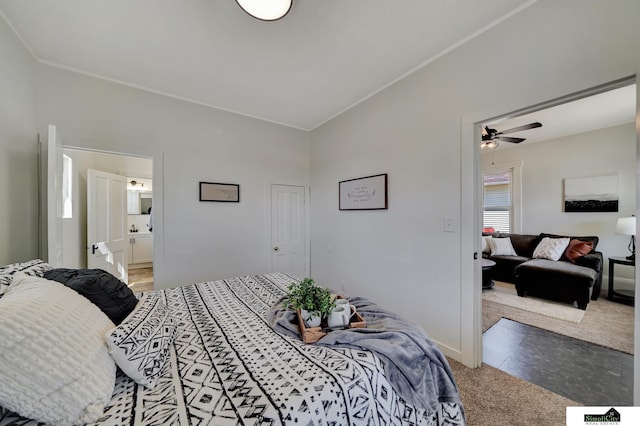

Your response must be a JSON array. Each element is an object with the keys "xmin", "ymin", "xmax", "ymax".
[{"xmin": 301, "ymin": 309, "xmax": 321, "ymax": 327}]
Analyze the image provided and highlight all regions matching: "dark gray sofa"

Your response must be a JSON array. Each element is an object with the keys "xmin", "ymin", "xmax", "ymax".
[{"xmin": 483, "ymin": 232, "xmax": 603, "ymax": 310}]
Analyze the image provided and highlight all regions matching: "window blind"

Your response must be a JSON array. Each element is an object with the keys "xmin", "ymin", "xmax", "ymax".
[{"xmin": 483, "ymin": 170, "xmax": 512, "ymax": 232}]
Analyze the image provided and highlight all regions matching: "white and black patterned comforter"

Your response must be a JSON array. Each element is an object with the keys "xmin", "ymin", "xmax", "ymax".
[{"xmin": 0, "ymin": 273, "xmax": 464, "ymax": 425}]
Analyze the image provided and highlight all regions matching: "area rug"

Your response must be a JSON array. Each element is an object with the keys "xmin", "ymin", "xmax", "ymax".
[
  {"xmin": 483, "ymin": 289, "xmax": 634, "ymax": 354},
  {"xmin": 483, "ymin": 281, "xmax": 585, "ymax": 323}
]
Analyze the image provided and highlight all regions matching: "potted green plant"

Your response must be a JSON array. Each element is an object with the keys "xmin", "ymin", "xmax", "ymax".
[{"xmin": 287, "ymin": 278, "xmax": 335, "ymax": 327}]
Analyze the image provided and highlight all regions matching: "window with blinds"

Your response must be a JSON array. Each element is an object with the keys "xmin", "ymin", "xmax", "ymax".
[{"xmin": 483, "ymin": 170, "xmax": 512, "ymax": 232}]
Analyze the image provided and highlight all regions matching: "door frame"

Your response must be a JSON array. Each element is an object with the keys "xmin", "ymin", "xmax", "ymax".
[
  {"xmin": 56, "ymin": 145, "xmax": 159, "ymax": 278},
  {"xmin": 460, "ymin": 76, "xmax": 639, "ymax": 400},
  {"xmin": 265, "ymin": 183, "xmax": 310, "ymax": 277}
]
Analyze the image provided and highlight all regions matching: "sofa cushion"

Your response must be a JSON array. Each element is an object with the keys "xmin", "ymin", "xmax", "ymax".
[
  {"xmin": 487, "ymin": 237, "xmax": 517, "ymax": 256},
  {"xmin": 488, "ymin": 255, "xmax": 531, "ymax": 282},
  {"xmin": 539, "ymin": 233, "xmax": 598, "ymax": 251},
  {"xmin": 495, "ymin": 233, "xmax": 540, "ymax": 257},
  {"xmin": 516, "ymin": 259, "xmax": 597, "ymax": 286},
  {"xmin": 482, "ymin": 236, "xmax": 492, "ymax": 253},
  {"xmin": 533, "ymin": 237, "xmax": 570, "ymax": 261},
  {"xmin": 564, "ymin": 239, "xmax": 594, "ymax": 263}
]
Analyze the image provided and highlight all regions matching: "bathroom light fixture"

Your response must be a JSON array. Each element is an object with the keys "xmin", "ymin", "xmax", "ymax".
[
  {"xmin": 616, "ymin": 216, "xmax": 636, "ymax": 261},
  {"xmin": 128, "ymin": 180, "xmax": 145, "ymax": 191},
  {"xmin": 235, "ymin": 0, "xmax": 292, "ymax": 21}
]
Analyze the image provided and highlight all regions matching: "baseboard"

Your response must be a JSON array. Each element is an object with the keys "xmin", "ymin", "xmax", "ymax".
[
  {"xmin": 434, "ymin": 339, "xmax": 462, "ymax": 362},
  {"xmin": 603, "ymin": 274, "xmax": 635, "ymax": 292},
  {"xmin": 128, "ymin": 262, "xmax": 152, "ymax": 270}
]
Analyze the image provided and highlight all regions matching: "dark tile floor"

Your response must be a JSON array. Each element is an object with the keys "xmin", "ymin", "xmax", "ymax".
[{"xmin": 483, "ymin": 318, "xmax": 633, "ymax": 406}]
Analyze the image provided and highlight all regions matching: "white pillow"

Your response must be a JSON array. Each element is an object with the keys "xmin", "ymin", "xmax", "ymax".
[
  {"xmin": 106, "ymin": 294, "xmax": 176, "ymax": 390},
  {"xmin": 0, "ymin": 273, "xmax": 116, "ymax": 425},
  {"xmin": 0, "ymin": 259, "xmax": 53, "ymax": 297},
  {"xmin": 482, "ymin": 236, "xmax": 493, "ymax": 254},
  {"xmin": 533, "ymin": 237, "xmax": 570, "ymax": 261},
  {"xmin": 487, "ymin": 237, "xmax": 517, "ymax": 256}
]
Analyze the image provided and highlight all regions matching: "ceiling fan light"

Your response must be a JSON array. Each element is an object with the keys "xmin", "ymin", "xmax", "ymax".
[
  {"xmin": 481, "ymin": 140, "xmax": 498, "ymax": 150},
  {"xmin": 236, "ymin": 0, "xmax": 292, "ymax": 21}
]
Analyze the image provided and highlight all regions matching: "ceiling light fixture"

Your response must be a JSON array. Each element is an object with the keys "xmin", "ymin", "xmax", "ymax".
[
  {"xmin": 128, "ymin": 180, "xmax": 145, "ymax": 191},
  {"xmin": 480, "ymin": 140, "xmax": 499, "ymax": 150},
  {"xmin": 235, "ymin": 0, "xmax": 292, "ymax": 21}
]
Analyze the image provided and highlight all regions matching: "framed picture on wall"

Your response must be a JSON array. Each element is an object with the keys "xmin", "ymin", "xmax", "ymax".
[
  {"xmin": 563, "ymin": 174, "xmax": 618, "ymax": 212},
  {"xmin": 199, "ymin": 182, "xmax": 240, "ymax": 202},
  {"xmin": 339, "ymin": 173, "xmax": 388, "ymax": 210}
]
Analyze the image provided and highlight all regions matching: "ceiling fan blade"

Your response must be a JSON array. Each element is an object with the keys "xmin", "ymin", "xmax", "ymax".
[
  {"xmin": 497, "ymin": 122, "xmax": 542, "ymax": 135},
  {"xmin": 496, "ymin": 136, "xmax": 525, "ymax": 143},
  {"xmin": 481, "ymin": 126, "xmax": 489, "ymax": 136}
]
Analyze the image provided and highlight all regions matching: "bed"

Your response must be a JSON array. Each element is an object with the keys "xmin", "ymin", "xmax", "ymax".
[{"xmin": 0, "ymin": 260, "xmax": 465, "ymax": 425}]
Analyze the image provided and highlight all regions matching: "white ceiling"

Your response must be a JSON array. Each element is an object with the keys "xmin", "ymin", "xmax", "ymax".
[
  {"xmin": 483, "ymin": 84, "xmax": 637, "ymax": 148},
  {"xmin": 0, "ymin": 0, "xmax": 536, "ymax": 131}
]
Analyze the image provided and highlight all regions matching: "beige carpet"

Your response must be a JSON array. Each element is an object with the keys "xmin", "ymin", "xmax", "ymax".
[
  {"xmin": 448, "ymin": 357, "xmax": 579, "ymax": 425},
  {"xmin": 483, "ymin": 281, "xmax": 585, "ymax": 323},
  {"xmin": 483, "ymin": 282, "xmax": 634, "ymax": 354}
]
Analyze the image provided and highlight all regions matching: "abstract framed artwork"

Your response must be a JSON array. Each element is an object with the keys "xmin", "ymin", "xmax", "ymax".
[
  {"xmin": 564, "ymin": 174, "xmax": 618, "ymax": 212},
  {"xmin": 199, "ymin": 182, "xmax": 240, "ymax": 202},
  {"xmin": 339, "ymin": 173, "xmax": 388, "ymax": 210}
]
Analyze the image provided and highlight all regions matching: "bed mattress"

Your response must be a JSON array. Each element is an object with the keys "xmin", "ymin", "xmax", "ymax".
[{"xmin": 0, "ymin": 273, "xmax": 464, "ymax": 425}]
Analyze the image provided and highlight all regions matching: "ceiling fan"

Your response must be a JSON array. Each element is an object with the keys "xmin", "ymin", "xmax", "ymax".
[{"xmin": 481, "ymin": 122, "xmax": 542, "ymax": 149}]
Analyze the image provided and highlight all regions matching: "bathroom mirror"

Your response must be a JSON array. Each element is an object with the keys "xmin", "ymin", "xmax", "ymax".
[
  {"xmin": 140, "ymin": 193, "xmax": 152, "ymax": 214},
  {"xmin": 127, "ymin": 191, "xmax": 153, "ymax": 215}
]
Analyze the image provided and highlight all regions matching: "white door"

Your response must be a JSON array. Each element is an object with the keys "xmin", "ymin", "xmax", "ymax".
[
  {"xmin": 42, "ymin": 124, "xmax": 64, "ymax": 267},
  {"xmin": 271, "ymin": 184, "xmax": 307, "ymax": 276},
  {"xmin": 87, "ymin": 169, "xmax": 128, "ymax": 282}
]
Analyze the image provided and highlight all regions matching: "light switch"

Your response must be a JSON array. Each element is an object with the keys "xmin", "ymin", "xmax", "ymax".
[{"xmin": 444, "ymin": 216, "xmax": 457, "ymax": 233}]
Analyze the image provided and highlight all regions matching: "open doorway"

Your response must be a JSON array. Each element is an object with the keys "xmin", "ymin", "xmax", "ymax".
[
  {"xmin": 61, "ymin": 147, "xmax": 153, "ymax": 292},
  {"xmin": 477, "ymin": 79, "xmax": 636, "ymax": 405}
]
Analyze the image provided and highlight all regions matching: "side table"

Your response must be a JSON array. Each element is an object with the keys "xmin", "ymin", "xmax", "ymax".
[
  {"xmin": 608, "ymin": 256, "xmax": 635, "ymax": 305},
  {"xmin": 482, "ymin": 258, "xmax": 496, "ymax": 289}
]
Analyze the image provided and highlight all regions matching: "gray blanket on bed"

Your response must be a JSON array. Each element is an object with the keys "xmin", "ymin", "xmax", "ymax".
[{"xmin": 267, "ymin": 295, "xmax": 463, "ymax": 413}]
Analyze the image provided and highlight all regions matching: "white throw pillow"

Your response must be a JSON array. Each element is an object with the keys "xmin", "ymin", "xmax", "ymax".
[
  {"xmin": 0, "ymin": 273, "xmax": 116, "ymax": 425},
  {"xmin": 487, "ymin": 237, "xmax": 517, "ymax": 256},
  {"xmin": 106, "ymin": 294, "xmax": 177, "ymax": 390},
  {"xmin": 533, "ymin": 237, "xmax": 571, "ymax": 261},
  {"xmin": 482, "ymin": 236, "xmax": 493, "ymax": 253},
  {"xmin": 0, "ymin": 259, "xmax": 53, "ymax": 297}
]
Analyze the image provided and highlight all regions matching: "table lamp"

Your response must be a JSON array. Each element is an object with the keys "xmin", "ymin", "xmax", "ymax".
[{"xmin": 615, "ymin": 216, "xmax": 636, "ymax": 261}]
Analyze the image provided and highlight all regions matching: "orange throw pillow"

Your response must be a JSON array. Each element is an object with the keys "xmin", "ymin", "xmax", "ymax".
[{"xmin": 564, "ymin": 239, "xmax": 593, "ymax": 263}]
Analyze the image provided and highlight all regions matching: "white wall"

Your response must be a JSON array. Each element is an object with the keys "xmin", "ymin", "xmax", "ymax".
[
  {"xmin": 0, "ymin": 17, "xmax": 39, "ymax": 265},
  {"xmin": 481, "ymin": 123, "xmax": 636, "ymax": 290},
  {"xmin": 310, "ymin": 0, "xmax": 640, "ymax": 360},
  {"xmin": 36, "ymin": 65, "xmax": 310, "ymax": 287}
]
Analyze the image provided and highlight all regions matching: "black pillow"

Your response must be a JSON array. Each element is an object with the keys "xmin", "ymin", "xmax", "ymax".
[{"xmin": 44, "ymin": 268, "xmax": 138, "ymax": 324}]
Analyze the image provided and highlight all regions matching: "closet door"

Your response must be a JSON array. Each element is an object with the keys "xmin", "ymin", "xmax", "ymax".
[{"xmin": 271, "ymin": 184, "xmax": 307, "ymax": 276}]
